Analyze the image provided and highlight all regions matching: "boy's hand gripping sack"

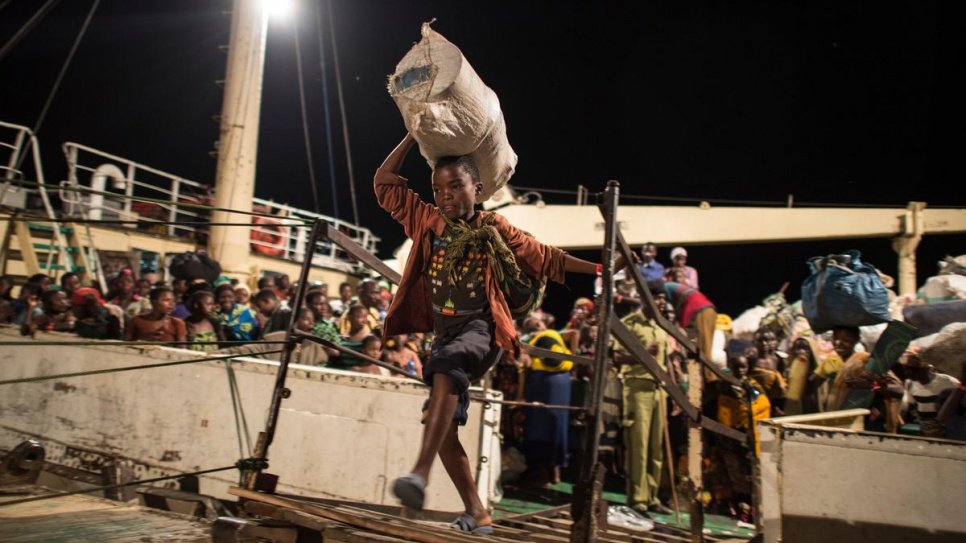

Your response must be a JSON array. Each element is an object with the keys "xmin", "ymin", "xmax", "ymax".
[
  {"xmin": 801, "ymin": 250, "xmax": 891, "ymax": 333},
  {"xmin": 389, "ymin": 23, "xmax": 517, "ymax": 203}
]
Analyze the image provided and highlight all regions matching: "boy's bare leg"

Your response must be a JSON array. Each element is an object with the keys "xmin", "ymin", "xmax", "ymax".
[
  {"xmin": 411, "ymin": 372, "xmax": 460, "ymax": 481},
  {"xmin": 439, "ymin": 420, "xmax": 492, "ymax": 526}
]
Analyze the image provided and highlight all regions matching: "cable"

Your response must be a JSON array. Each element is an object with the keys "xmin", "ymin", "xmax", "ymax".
[
  {"xmin": 0, "ymin": 465, "xmax": 236, "ymax": 508},
  {"xmin": 4, "ymin": 177, "xmax": 308, "ymax": 222},
  {"xmin": 0, "ymin": 340, "xmax": 288, "ymax": 347},
  {"xmin": 0, "ymin": 0, "xmax": 62, "ymax": 62},
  {"xmin": 3, "ymin": 214, "xmax": 303, "ymax": 227},
  {"xmin": 293, "ymin": 16, "xmax": 321, "ymax": 213},
  {"xmin": 32, "ymin": 0, "xmax": 100, "ymax": 137},
  {"xmin": 326, "ymin": 0, "xmax": 359, "ymax": 226},
  {"xmin": 0, "ymin": 349, "xmax": 285, "ymax": 386},
  {"xmin": 315, "ymin": 0, "xmax": 340, "ymax": 220}
]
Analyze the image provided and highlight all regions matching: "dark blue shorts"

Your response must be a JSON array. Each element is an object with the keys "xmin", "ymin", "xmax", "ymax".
[{"xmin": 423, "ymin": 318, "xmax": 503, "ymax": 426}]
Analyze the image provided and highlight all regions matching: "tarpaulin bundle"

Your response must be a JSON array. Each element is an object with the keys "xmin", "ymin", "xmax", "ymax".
[
  {"xmin": 801, "ymin": 249, "xmax": 891, "ymax": 333},
  {"xmin": 389, "ymin": 22, "xmax": 517, "ymax": 203}
]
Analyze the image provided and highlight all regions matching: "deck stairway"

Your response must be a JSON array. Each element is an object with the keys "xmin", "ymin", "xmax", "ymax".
[{"xmin": 0, "ymin": 218, "xmax": 92, "ymax": 282}]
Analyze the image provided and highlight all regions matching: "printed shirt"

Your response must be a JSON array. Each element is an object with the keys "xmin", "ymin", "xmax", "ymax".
[
  {"xmin": 428, "ymin": 225, "xmax": 489, "ymax": 332},
  {"xmin": 374, "ymin": 169, "xmax": 568, "ymax": 354},
  {"xmin": 903, "ymin": 373, "xmax": 960, "ymax": 418},
  {"xmin": 217, "ymin": 304, "xmax": 260, "ymax": 342}
]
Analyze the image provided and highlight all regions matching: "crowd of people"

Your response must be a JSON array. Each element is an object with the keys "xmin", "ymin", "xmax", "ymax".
[
  {"xmin": 0, "ymin": 269, "xmax": 422, "ymax": 378},
  {"xmin": 2, "ymin": 241, "xmax": 963, "ymax": 525}
]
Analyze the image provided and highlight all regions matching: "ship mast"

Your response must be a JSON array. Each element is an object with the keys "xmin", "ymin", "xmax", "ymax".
[{"xmin": 208, "ymin": 0, "xmax": 268, "ymax": 281}]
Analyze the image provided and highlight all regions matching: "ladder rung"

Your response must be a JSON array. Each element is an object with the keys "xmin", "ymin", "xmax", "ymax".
[
  {"xmin": 27, "ymin": 222, "xmax": 74, "ymax": 234},
  {"xmin": 32, "ymin": 243, "xmax": 79, "ymax": 253},
  {"xmin": 38, "ymin": 264, "xmax": 85, "ymax": 272}
]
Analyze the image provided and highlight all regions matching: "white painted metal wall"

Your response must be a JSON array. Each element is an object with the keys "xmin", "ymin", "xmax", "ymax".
[
  {"xmin": 759, "ymin": 419, "xmax": 966, "ymax": 543},
  {"xmin": 0, "ymin": 328, "xmax": 502, "ymax": 511}
]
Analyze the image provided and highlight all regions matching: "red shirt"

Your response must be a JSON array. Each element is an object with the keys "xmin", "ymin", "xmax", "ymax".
[{"xmin": 374, "ymin": 169, "xmax": 568, "ymax": 354}]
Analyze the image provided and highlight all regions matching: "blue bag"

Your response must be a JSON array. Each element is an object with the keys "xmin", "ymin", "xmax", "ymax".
[{"xmin": 801, "ymin": 250, "xmax": 891, "ymax": 333}]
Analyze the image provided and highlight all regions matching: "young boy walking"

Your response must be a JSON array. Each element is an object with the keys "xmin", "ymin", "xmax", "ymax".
[{"xmin": 376, "ymin": 133, "xmax": 605, "ymax": 534}]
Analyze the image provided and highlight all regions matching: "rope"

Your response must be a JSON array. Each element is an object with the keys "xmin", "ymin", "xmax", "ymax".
[
  {"xmin": 0, "ymin": 340, "xmax": 288, "ymax": 347},
  {"xmin": 0, "ymin": 349, "xmax": 285, "ymax": 386},
  {"xmin": 32, "ymin": 0, "xmax": 100, "ymax": 137},
  {"xmin": 225, "ymin": 360, "xmax": 253, "ymax": 459},
  {"xmin": 3, "ymin": 214, "xmax": 298, "ymax": 228},
  {"xmin": 315, "ymin": 0, "xmax": 340, "ymax": 220},
  {"xmin": 0, "ymin": 465, "xmax": 236, "ymax": 508},
  {"xmin": 3, "ymin": 178, "xmax": 314, "ymax": 223},
  {"xmin": 325, "ymin": 0, "xmax": 359, "ymax": 226},
  {"xmin": 0, "ymin": 0, "xmax": 62, "ymax": 62},
  {"xmin": 293, "ymin": 17, "xmax": 321, "ymax": 213}
]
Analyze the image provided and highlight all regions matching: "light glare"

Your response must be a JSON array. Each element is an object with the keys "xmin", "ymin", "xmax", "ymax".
[{"xmin": 262, "ymin": 0, "xmax": 294, "ymax": 20}]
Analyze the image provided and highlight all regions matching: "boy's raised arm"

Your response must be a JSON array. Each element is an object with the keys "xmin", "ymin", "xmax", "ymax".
[{"xmin": 376, "ymin": 133, "xmax": 416, "ymax": 178}]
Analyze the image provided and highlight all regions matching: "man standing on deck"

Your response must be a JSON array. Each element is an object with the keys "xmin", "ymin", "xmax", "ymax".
[{"xmin": 614, "ymin": 290, "xmax": 674, "ymax": 516}]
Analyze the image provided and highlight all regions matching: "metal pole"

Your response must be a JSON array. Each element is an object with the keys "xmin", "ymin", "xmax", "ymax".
[
  {"xmin": 244, "ymin": 219, "xmax": 325, "ymax": 489},
  {"xmin": 571, "ymin": 180, "xmax": 619, "ymax": 543},
  {"xmin": 209, "ymin": 0, "xmax": 267, "ymax": 283}
]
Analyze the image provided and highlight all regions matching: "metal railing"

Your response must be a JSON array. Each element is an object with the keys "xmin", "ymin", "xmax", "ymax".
[{"xmin": 59, "ymin": 141, "xmax": 379, "ymax": 271}]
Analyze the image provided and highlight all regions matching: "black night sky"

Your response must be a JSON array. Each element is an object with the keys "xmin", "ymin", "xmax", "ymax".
[{"xmin": 1, "ymin": 0, "xmax": 962, "ymax": 320}]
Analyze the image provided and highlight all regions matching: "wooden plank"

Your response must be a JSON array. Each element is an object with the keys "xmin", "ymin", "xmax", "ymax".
[{"xmin": 230, "ymin": 487, "xmax": 516, "ymax": 543}]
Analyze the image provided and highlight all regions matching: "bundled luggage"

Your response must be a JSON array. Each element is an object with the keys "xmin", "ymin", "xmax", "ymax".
[
  {"xmin": 389, "ymin": 23, "xmax": 517, "ymax": 202},
  {"xmin": 801, "ymin": 250, "xmax": 891, "ymax": 333}
]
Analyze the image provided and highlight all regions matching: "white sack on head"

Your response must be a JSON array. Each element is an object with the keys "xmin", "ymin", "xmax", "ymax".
[{"xmin": 389, "ymin": 23, "xmax": 517, "ymax": 203}]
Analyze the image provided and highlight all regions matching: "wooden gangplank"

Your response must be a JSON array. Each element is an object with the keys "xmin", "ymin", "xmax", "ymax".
[{"xmin": 229, "ymin": 487, "xmax": 749, "ymax": 543}]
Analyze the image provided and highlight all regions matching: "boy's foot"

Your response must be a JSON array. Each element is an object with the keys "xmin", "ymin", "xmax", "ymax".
[
  {"xmin": 391, "ymin": 473, "xmax": 426, "ymax": 510},
  {"xmin": 450, "ymin": 513, "xmax": 493, "ymax": 535}
]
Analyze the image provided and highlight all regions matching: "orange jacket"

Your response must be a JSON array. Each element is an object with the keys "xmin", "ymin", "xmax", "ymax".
[{"xmin": 374, "ymin": 169, "xmax": 568, "ymax": 354}]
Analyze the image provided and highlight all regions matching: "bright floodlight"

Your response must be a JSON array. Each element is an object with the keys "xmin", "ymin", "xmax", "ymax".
[{"xmin": 262, "ymin": 0, "xmax": 294, "ymax": 20}]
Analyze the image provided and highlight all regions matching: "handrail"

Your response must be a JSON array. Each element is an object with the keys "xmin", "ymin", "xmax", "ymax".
[{"xmin": 57, "ymin": 140, "xmax": 380, "ymax": 270}]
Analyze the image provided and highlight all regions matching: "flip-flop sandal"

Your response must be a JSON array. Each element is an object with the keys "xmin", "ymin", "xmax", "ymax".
[
  {"xmin": 450, "ymin": 513, "xmax": 494, "ymax": 535},
  {"xmin": 391, "ymin": 473, "xmax": 426, "ymax": 510}
]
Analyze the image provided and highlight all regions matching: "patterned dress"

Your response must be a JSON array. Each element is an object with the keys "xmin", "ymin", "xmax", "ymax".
[{"xmin": 216, "ymin": 303, "xmax": 260, "ymax": 342}]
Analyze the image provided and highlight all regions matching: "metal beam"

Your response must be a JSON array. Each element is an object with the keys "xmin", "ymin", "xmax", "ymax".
[{"xmin": 495, "ymin": 203, "xmax": 966, "ymax": 250}]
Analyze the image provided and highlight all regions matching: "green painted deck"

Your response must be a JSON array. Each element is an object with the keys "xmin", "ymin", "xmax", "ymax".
[{"xmin": 495, "ymin": 481, "xmax": 755, "ymax": 539}]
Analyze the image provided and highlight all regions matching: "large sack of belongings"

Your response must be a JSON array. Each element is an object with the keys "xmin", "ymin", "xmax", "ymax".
[
  {"xmin": 801, "ymin": 250, "xmax": 891, "ymax": 333},
  {"xmin": 389, "ymin": 22, "xmax": 517, "ymax": 203},
  {"xmin": 169, "ymin": 251, "xmax": 221, "ymax": 284},
  {"xmin": 919, "ymin": 322, "xmax": 966, "ymax": 377}
]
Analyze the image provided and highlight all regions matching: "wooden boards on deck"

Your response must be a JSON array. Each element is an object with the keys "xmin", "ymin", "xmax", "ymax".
[{"xmin": 230, "ymin": 486, "xmax": 750, "ymax": 543}]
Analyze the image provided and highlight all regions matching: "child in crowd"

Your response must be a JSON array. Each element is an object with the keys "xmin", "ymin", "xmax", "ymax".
[
  {"xmin": 305, "ymin": 290, "xmax": 341, "ymax": 359},
  {"xmin": 110, "ymin": 269, "xmax": 152, "ymax": 320},
  {"xmin": 375, "ymin": 133, "xmax": 608, "ymax": 533},
  {"xmin": 383, "ymin": 333, "xmax": 423, "ymax": 378},
  {"xmin": 714, "ymin": 354, "xmax": 770, "ymax": 523},
  {"xmin": 215, "ymin": 284, "xmax": 260, "ymax": 342},
  {"xmin": 357, "ymin": 334, "xmax": 387, "ymax": 376},
  {"xmin": 71, "ymin": 287, "xmax": 121, "ymax": 340},
  {"xmin": 785, "ymin": 336, "xmax": 821, "ymax": 415},
  {"xmin": 234, "ymin": 284, "xmax": 252, "ymax": 308},
  {"xmin": 329, "ymin": 281, "xmax": 354, "ymax": 317},
  {"xmin": 185, "ymin": 290, "xmax": 225, "ymax": 351},
  {"xmin": 253, "ymin": 288, "xmax": 291, "ymax": 336},
  {"xmin": 125, "ymin": 287, "xmax": 187, "ymax": 342},
  {"xmin": 21, "ymin": 289, "xmax": 75, "ymax": 336},
  {"xmin": 328, "ymin": 305, "xmax": 374, "ymax": 371},
  {"xmin": 135, "ymin": 278, "xmax": 153, "ymax": 299},
  {"xmin": 12, "ymin": 283, "xmax": 44, "ymax": 326},
  {"xmin": 60, "ymin": 272, "xmax": 81, "ymax": 298}
]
